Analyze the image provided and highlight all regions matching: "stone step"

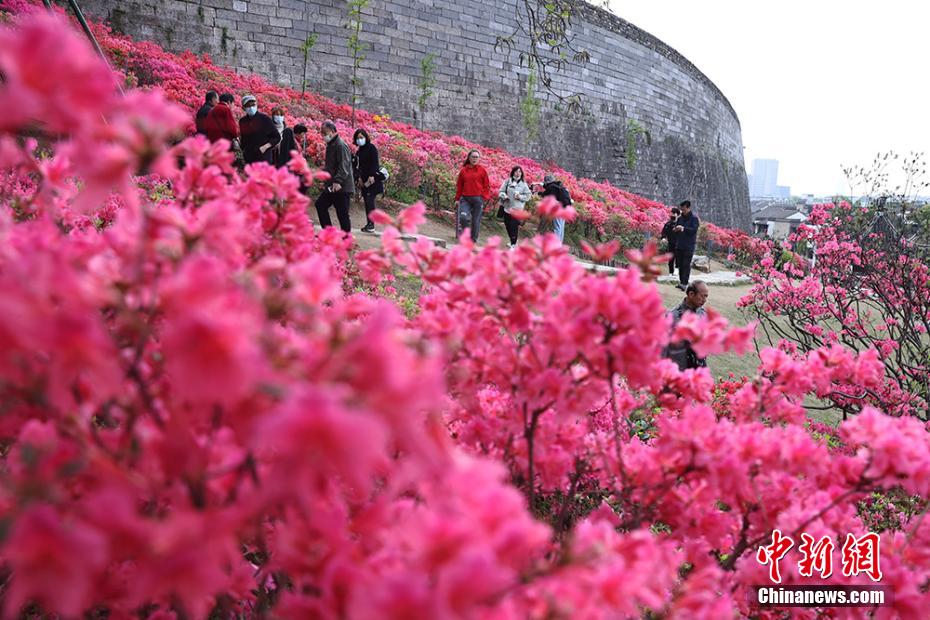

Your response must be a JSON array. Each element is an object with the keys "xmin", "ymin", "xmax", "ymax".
[{"xmin": 360, "ymin": 229, "xmax": 448, "ymax": 248}]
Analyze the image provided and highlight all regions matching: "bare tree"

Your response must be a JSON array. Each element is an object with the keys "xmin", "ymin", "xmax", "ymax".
[{"xmin": 494, "ymin": 0, "xmax": 609, "ymax": 113}]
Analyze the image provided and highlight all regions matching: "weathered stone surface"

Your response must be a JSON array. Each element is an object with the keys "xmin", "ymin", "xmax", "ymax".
[
  {"xmin": 81, "ymin": 0, "xmax": 751, "ymax": 229},
  {"xmin": 692, "ymin": 255, "xmax": 711, "ymax": 273}
]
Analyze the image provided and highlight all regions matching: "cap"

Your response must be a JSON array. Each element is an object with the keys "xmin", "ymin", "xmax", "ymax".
[{"xmin": 241, "ymin": 94, "xmax": 257, "ymax": 106}]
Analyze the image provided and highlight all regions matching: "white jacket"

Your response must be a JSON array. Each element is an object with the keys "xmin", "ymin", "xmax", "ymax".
[{"xmin": 498, "ymin": 178, "xmax": 531, "ymax": 214}]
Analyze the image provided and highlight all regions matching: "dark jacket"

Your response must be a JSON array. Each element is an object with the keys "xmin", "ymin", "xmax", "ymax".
[
  {"xmin": 239, "ymin": 112, "xmax": 281, "ymax": 165},
  {"xmin": 204, "ymin": 102, "xmax": 239, "ymax": 143},
  {"xmin": 665, "ymin": 302, "xmax": 707, "ymax": 370},
  {"xmin": 273, "ymin": 127, "xmax": 297, "ymax": 168},
  {"xmin": 195, "ymin": 102, "xmax": 214, "ymax": 136},
  {"xmin": 675, "ymin": 211, "xmax": 700, "ymax": 253},
  {"xmin": 323, "ymin": 135, "xmax": 354, "ymax": 193},
  {"xmin": 661, "ymin": 219, "xmax": 679, "ymax": 250},
  {"xmin": 541, "ymin": 180, "xmax": 572, "ymax": 207},
  {"xmin": 352, "ymin": 142, "xmax": 384, "ymax": 196}
]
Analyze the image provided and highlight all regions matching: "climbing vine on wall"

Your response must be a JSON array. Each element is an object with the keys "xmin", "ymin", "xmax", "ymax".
[
  {"xmin": 521, "ymin": 59, "xmax": 541, "ymax": 141},
  {"xmin": 625, "ymin": 118, "xmax": 650, "ymax": 170},
  {"xmin": 345, "ymin": 0, "xmax": 369, "ymax": 127},
  {"xmin": 417, "ymin": 52, "xmax": 437, "ymax": 129}
]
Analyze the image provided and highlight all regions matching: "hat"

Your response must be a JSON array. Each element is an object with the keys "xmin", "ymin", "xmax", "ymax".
[
  {"xmin": 241, "ymin": 94, "xmax": 257, "ymax": 106},
  {"xmin": 543, "ymin": 174, "xmax": 555, "ymax": 184}
]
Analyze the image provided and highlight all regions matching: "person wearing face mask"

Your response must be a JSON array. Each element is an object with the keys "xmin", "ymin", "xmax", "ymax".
[
  {"xmin": 351, "ymin": 128, "xmax": 384, "ymax": 233},
  {"xmin": 238, "ymin": 94, "xmax": 280, "ymax": 165},
  {"xmin": 270, "ymin": 106, "xmax": 297, "ymax": 169},
  {"xmin": 315, "ymin": 120, "xmax": 354, "ymax": 233}
]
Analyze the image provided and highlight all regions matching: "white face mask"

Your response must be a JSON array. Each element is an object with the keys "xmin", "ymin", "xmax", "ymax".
[
  {"xmin": 245, "ymin": 106, "xmax": 257, "ymax": 116},
  {"xmin": 323, "ymin": 133, "xmax": 334, "ymax": 143},
  {"xmin": 356, "ymin": 138, "xmax": 366, "ymax": 147},
  {"xmin": 273, "ymin": 115, "xmax": 284, "ymax": 124}
]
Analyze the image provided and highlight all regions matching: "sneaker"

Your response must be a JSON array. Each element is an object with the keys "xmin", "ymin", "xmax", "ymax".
[
  {"xmin": 361, "ymin": 223, "xmax": 375, "ymax": 233},
  {"xmin": 509, "ymin": 243, "xmax": 516, "ymax": 251}
]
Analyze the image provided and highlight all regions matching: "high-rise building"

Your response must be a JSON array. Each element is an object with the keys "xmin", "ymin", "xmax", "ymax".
[{"xmin": 749, "ymin": 159, "xmax": 780, "ymax": 198}]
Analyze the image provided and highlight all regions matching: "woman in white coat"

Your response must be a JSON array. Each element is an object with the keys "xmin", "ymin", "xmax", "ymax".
[{"xmin": 498, "ymin": 166, "xmax": 532, "ymax": 249}]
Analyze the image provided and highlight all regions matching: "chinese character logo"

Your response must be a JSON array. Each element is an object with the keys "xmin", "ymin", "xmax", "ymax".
[{"xmin": 756, "ymin": 529, "xmax": 795, "ymax": 583}]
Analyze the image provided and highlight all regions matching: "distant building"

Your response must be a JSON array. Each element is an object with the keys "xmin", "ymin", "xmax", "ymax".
[
  {"xmin": 749, "ymin": 159, "xmax": 780, "ymax": 198},
  {"xmin": 752, "ymin": 203, "xmax": 809, "ymax": 240},
  {"xmin": 775, "ymin": 185, "xmax": 791, "ymax": 199}
]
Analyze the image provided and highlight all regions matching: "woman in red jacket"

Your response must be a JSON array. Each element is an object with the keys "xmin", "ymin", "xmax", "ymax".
[{"xmin": 454, "ymin": 149, "xmax": 491, "ymax": 243}]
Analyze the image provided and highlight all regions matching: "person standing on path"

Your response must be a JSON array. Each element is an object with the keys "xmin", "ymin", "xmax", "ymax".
[
  {"xmin": 315, "ymin": 120, "xmax": 354, "ymax": 233},
  {"xmin": 204, "ymin": 93, "xmax": 239, "ymax": 145},
  {"xmin": 454, "ymin": 149, "xmax": 491, "ymax": 243},
  {"xmin": 352, "ymin": 128, "xmax": 384, "ymax": 233},
  {"xmin": 498, "ymin": 166, "xmax": 531, "ymax": 249},
  {"xmin": 238, "ymin": 95, "xmax": 280, "ymax": 166},
  {"xmin": 673, "ymin": 200, "xmax": 700, "ymax": 290},
  {"xmin": 660, "ymin": 206, "xmax": 681, "ymax": 275},
  {"xmin": 270, "ymin": 106, "xmax": 297, "ymax": 169},
  {"xmin": 665, "ymin": 281, "xmax": 709, "ymax": 370},
  {"xmin": 539, "ymin": 174, "xmax": 572, "ymax": 244},
  {"xmin": 195, "ymin": 90, "xmax": 217, "ymax": 136}
]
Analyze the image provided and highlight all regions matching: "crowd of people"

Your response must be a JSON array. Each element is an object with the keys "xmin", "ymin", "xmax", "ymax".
[
  {"xmin": 453, "ymin": 150, "xmax": 573, "ymax": 249},
  {"xmin": 193, "ymin": 90, "xmax": 579, "ymax": 246},
  {"xmin": 192, "ymin": 91, "xmax": 709, "ymax": 369},
  {"xmin": 193, "ymin": 91, "xmax": 386, "ymax": 234}
]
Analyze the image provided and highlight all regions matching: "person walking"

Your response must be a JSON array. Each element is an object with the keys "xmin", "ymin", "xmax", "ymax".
[
  {"xmin": 498, "ymin": 166, "xmax": 531, "ymax": 249},
  {"xmin": 195, "ymin": 90, "xmax": 217, "ymax": 136},
  {"xmin": 238, "ymin": 95, "xmax": 280, "ymax": 165},
  {"xmin": 352, "ymin": 128, "xmax": 384, "ymax": 233},
  {"xmin": 673, "ymin": 200, "xmax": 700, "ymax": 290},
  {"xmin": 660, "ymin": 207, "xmax": 681, "ymax": 275},
  {"xmin": 270, "ymin": 106, "xmax": 297, "ymax": 168},
  {"xmin": 665, "ymin": 281, "xmax": 709, "ymax": 370},
  {"xmin": 315, "ymin": 120, "xmax": 354, "ymax": 233},
  {"xmin": 454, "ymin": 149, "xmax": 491, "ymax": 243},
  {"xmin": 539, "ymin": 174, "xmax": 572, "ymax": 244},
  {"xmin": 204, "ymin": 93, "xmax": 239, "ymax": 144}
]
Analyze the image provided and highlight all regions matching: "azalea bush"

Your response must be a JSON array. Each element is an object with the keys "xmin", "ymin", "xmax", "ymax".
[
  {"xmin": 740, "ymin": 201, "xmax": 930, "ymax": 419},
  {"xmin": 0, "ymin": 0, "xmax": 759, "ymax": 257},
  {"xmin": 2, "ymin": 6, "xmax": 930, "ymax": 620}
]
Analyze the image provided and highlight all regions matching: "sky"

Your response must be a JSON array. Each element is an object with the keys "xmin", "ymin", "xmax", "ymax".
[{"xmin": 604, "ymin": 0, "xmax": 929, "ymax": 196}]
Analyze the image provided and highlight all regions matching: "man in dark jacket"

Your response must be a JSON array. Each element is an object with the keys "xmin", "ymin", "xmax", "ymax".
[
  {"xmin": 238, "ymin": 94, "xmax": 280, "ymax": 165},
  {"xmin": 539, "ymin": 174, "xmax": 572, "ymax": 243},
  {"xmin": 665, "ymin": 281, "xmax": 709, "ymax": 370},
  {"xmin": 195, "ymin": 91, "xmax": 218, "ymax": 136},
  {"xmin": 672, "ymin": 200, "xmax": 700, "ymax": 290},
  {"xmin": 315, "ymin": 120, "xmax": 354, "ymax": 233},
  {"xmin": 660, "ymin": 207, "xmax": 681, "ymax": 275}
]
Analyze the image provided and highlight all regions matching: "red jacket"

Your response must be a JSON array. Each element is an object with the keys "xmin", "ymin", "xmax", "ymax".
[
  {"xmin": 204, "ymin": 102, "xmax": 239, "ymax": 143},
  {"xmin": 455, "ymin": 164, "xmax": 491, "ymax": 201}
]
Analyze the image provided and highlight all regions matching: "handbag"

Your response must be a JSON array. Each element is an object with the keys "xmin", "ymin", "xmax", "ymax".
[
  {"xmin": 378, "ymin": 165, "xmax": 389, "ymax": 181},
  {"xmin": 496, "ymin": 180, "xmax": 510, "ymax": 220}
]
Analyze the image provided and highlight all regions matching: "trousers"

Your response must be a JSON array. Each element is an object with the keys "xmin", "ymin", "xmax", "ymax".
[
  {"xmin": 457, "ymin": 196, "xmax": 484, "ymax": 242},
  {"xmin": 315, "ymin": 190, "xmax": 351, "ymax": 232}
]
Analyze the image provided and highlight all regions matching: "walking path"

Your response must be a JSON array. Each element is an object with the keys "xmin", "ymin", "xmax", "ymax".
[
  {"xmin": 574, "ymin": 259, "xmax": 750, "ymax": 286},
  {"xmin": 657, "ymin": 271, "xmax": 751, "ymax": 286}
]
